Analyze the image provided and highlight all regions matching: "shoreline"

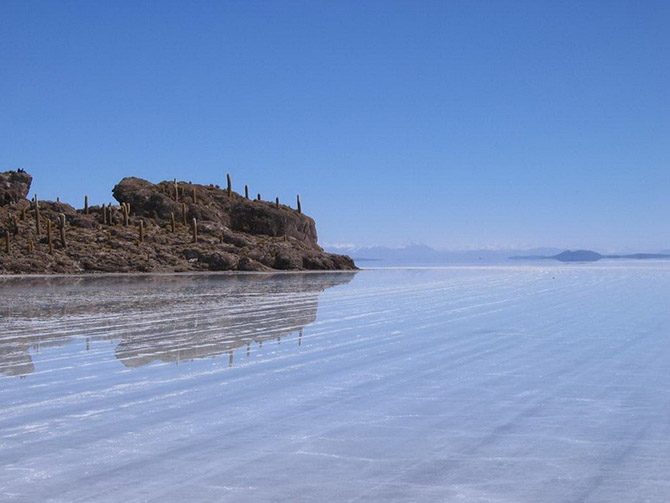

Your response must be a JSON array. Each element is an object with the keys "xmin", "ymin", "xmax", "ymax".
[
  {"xmin": 0, "ymin": 269, "xmax": 361, "ymax": 280},
  {"xmin": 4, "ymin": 260, "xmax": 670, "ymax": 280}
]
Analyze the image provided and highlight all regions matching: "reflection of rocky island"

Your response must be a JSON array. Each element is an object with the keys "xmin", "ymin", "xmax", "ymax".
[
  {"xmin": 510, "ymin": 249, "xmax": 670, "ymax": 263},
  {"xmin": 0, "ymin": 273, "xmax": 355, "ymax": 377}
]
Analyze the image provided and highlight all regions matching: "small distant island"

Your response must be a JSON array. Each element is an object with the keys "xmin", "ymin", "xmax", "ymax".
[
  {"xmin": 510, "ymin": 249, "xmax": 670, "ymax": 263},
  {"xmin": 0, "ymin": 170, "xmax": 356, "ymax": 274}
]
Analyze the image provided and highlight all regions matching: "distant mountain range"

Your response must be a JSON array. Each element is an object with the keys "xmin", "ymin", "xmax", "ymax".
[
  {"xmin": 325, "ymin": 244, "xmax": 670, "ymax": 266},
  {"xmin": 326, "ymin": 244, "xmax": 562, "ymax": 265},
  {"xmin": 511, "ymin": 249, "xmax": 670, "ymax": 262}
]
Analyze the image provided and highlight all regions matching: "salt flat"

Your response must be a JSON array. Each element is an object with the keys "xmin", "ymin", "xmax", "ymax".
[{"xmin": 1, "ymin": 266, "xmax": 670, "ymax": 502}]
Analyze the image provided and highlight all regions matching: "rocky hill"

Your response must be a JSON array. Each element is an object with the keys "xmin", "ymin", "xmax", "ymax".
[{"xmin": 0, "ymin": 170, "xmax": 356, "ymax": 274}]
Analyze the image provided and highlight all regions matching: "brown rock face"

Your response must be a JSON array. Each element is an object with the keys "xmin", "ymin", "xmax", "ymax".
[
  {"xmin": 0, "ymin": 171, "xmax": 32, "ymax": 206},
  {"xmin": 112, "ymin": 177, "xmax": 318, "ymax": 244},
  {"xmin": 0, "ymin": 171, "xmax": 357, "ymax": 274}
]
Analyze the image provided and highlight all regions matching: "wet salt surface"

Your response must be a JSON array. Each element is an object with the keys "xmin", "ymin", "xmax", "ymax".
[{"xmin": 2, "ymin": 266, "xmax": 670, "ymax": 502}]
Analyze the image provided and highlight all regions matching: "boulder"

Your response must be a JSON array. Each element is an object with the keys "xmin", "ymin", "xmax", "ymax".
[{"xmin": 0, "ymin": 170, "xmax": 32, "ymax": 206}]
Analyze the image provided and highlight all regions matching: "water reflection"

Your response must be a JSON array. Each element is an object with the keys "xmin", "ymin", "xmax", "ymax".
[{"xmin": 0, "ymin": 273, "xmax": 356, "ymax": 377}]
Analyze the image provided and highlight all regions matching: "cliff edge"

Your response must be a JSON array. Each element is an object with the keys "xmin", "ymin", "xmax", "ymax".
[{"xmin": 0, "ymin": 171, "xmax": 356, "ymax": 274}]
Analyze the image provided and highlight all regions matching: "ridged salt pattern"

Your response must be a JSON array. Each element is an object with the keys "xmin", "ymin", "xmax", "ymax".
[{"xmin": 2, "ymin": 266, "xmax": 670, "ymax": 501}]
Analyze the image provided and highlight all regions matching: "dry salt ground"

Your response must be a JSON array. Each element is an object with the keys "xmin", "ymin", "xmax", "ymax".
[{"xmin": 1, "ymin": 265, "xmax": 670, "ymax": 502}]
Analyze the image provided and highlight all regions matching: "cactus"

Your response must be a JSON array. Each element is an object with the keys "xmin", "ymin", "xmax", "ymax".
[
  {"xmin": 181, "ymin": 202, "xmax": 187, "ymax": 225},
  {"xmin": 27, "ymin": 239, "xmax": 33, "ymax": 254},
  {"xmin": 102, "ymin": 205, "xmax": 108, "ymax": 225},
  {"xmin": 4, "ymin": 232, "xmax": 9, "ymax": 254},
  {"xmin": 47, "ymin": 219, "xmax": 53, "ymax": 254},
  {"xmin": 58, "ymin": 213, "xmax": 67, "ymax": 248},
  {"xmin": 84, "ymin": 195, "xmax": 89, "ymax": 214},
  {"xmin": 34, "ymin": 195, "xmax": 41, "ymax": 236},
  {"xmin": 174, "ymin": 178, "xmax": 179, "ymax": 202},
  {"xmin": 122, "ymin": 203, "xmax": 129, "ymax": 226},
  {"xmin": 227, "ymin": 174, "xmax": 232, "ymax": 197},
  {"xmin": 192, "ymin": 218, "xmax": 198, "ymax": 243},
  {"xmin": 296, "ymin": 194, "xmax": 301, "ymax": 214},
  {"xmin": 275, "ymin": 197, "xmax": 279, "ymax": 208},
  {"xmin": 257, "ymin": 193, "xmax": 261, "ymax": 201},
  {"xmin": 20, "ymin": 207, "xmax": 26, "ymax": 221},
  {"xmin": 170, "ymin": 212, "xmax": 176, "ymax": 233},
  {"xmin": 138, "ymin": 220, "xmax": 145, "ymax": 243},
  {"xmin": 244, "ymin": 185, "xmax": 249, "ymax": 199},
  {"xmin": 192, "ymin": 186, "xmax": 197, "ymax": 204}
]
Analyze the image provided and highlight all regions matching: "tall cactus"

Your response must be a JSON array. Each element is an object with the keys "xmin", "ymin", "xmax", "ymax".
[
  {"xmin": 192, "ymin": 218, "xmax": 198, "ymax": 243},
  {"xmin": 84, "ymin": 195, "xmax": 89, "ymax": 214},
  {"xmin": 122, "ymin": 203, "xmax": 129, "ymax": 226},
  {"xmin": 58, "ymin": 213, "xmax": 67, "ymax": 248},
  {"xmin": 244, "ymin": 185, "xmax": 249, "ymax": 199},
  {"xmin": 34, "ymin": 195, "xmax": 41, "ymax": 236},
  {"xmin": 227, "ymin": 173, "xmax": 232, "ymax": 197},
  {"xmin": 296, "ymin": 194, "xmax": 301, "ymax": 214},
  {"xmin": 47, "ymin": 219, "xmax": 53, "ymax": 254}
]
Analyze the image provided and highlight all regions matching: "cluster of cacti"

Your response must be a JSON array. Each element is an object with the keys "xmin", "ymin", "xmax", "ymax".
[
  {"xmin": 169, "ymin": 173, "xmax": 303, "ymax": 212},
  {"xmin": 101, "ymin": 204, "xmax": 115, "ymax": 225},
  {"xmin": 121, "ymin": 202, "xmax": 130, "ymax": 226}
]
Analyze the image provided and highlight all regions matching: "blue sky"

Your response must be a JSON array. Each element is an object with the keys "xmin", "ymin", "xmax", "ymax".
[{"xmin": 1, "ymin": 0, "xmax": 668, "ymax": 251}]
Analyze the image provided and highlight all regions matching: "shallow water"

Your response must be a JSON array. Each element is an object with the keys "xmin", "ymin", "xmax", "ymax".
[{"xmin": 2, "ymin": 266, "xmax": 670, "ymax": 502}]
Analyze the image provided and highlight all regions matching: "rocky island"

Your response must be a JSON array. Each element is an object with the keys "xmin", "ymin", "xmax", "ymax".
[{"xmin": 0, "ymin": 170, "xmax": 356, "ymax": 274}]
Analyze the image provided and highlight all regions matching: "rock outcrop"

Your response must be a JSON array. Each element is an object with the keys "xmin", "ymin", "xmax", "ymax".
[
  {"xmin": 0, "ymin": 170, "xmax": 32, "ymax": 206},
  {"xmin": 0, "ymin": 170, "xmax": 356, "ymax": 274}
]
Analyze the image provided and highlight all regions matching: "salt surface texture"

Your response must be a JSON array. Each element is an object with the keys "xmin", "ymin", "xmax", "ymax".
[{"xmin": 1, "ymin": 266, "xmax": 670, "ymax": 502}]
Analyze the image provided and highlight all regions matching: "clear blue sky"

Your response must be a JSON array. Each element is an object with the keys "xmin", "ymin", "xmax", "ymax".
[{"xmin": 1, "ymin": 0, "xmax": 668, "ymax": 251}]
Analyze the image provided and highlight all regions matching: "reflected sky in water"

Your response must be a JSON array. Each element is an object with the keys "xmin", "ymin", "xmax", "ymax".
[
  {"xmin": 0, "ymin": 273, "xmax": 354, "ymax": 377},
  {"xmin": 2, "ymin": 267, "xmax": 670, "ymax": 502}
]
